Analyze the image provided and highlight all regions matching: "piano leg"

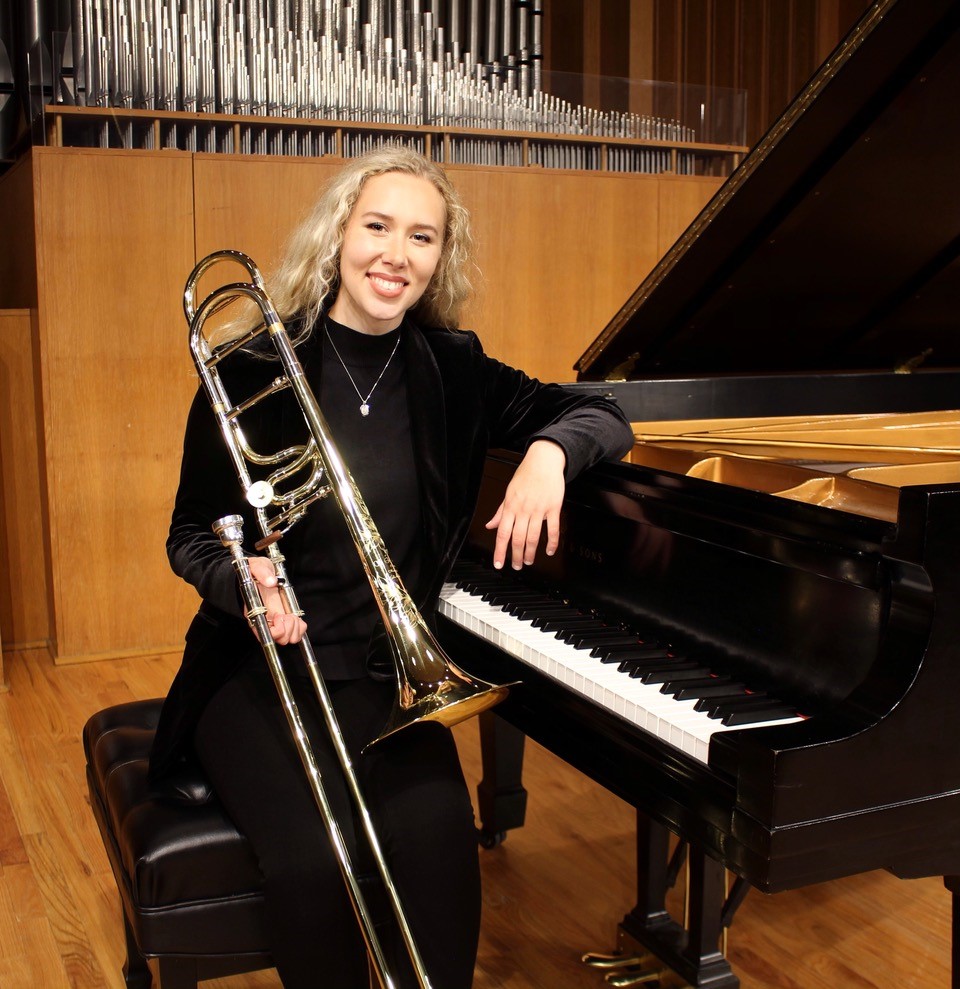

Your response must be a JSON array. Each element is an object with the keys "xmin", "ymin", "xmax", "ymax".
[
  {"xmin": 474, "ymin": 714, "xmax": 741, "ymax": 985},
  {"xmin": 632, "ymin": 811, "xmax": 673, "ymax": 931},
  {"xmin": 618, "ymin": 812, "xmax": 740, "ymax": 988},
  {"xmin": 476, "ymin": 711, "xmax": 529, "ymax": 847}
]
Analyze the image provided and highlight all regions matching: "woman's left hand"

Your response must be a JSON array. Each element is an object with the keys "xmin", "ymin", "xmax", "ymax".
[
  {"xmin": 246, "ymin": 555, "xmax": 308, "ymax": 645},
  {"xmin": 485, "ymin": 439, "xmax": 566, "ymax": 570}
]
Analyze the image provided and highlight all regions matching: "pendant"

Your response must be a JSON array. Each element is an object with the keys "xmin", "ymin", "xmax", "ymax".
[{"xmin": 360, "ymin": 403, "xmax": 370, "ymax": 416}]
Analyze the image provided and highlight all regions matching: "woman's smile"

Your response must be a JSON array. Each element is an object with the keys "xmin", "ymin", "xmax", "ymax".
[{"xmin": 368, "ymin": 272, "xmax": 409, "ymax": 297}]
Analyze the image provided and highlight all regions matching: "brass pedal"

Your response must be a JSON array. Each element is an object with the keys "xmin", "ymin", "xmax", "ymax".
[
  {"xmin": 605, "ymin": 968, "xmax": 665, "ymax": 987},
  {"xmin": 582, "ymin": 951, "xmax": 645, "ymax": 970},
  {"xmin": 581, "ymin": 948, "xmax": 669, "ymax": 987}
]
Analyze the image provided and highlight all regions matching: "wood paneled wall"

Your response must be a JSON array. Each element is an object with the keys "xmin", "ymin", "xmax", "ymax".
[
  {"xmin": 0, "ymin": 147, "xmax": 722, "ymax": 665},
  {"xmin": 0, "ymin": 310, "xmax": 48, "ymax": 667},
  {"xmin": 542, "ymin": 0, "xmax": 868, "ymax": 148},
  {"xmin": 19, "ymin": 148, "xmax": 202, "ymax": 665},
  {"xmin": 452, "ymin": 168, "xmax": 724, "ymax": 377},
  {"xmin": 0, "ymin": 156, "xmax": 37, "ymax": 308}
]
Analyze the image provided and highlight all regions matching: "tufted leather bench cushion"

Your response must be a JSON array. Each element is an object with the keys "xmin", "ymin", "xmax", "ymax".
[{"xmin": 83, "ymin": 698, "xmax": 269, "ymax": 961}]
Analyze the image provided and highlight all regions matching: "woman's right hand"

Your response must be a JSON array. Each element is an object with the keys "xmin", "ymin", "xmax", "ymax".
[{"xmin": 246, "ymin": 556, "xmax": 308, "ymax": 645}]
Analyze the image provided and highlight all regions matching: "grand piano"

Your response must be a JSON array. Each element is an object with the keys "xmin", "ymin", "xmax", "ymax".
[{"xmin": 435, "ymin": 0, "xmax": 960, "ymax": 985}]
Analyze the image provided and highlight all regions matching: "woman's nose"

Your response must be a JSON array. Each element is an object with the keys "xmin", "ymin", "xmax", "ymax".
[{"xmin": 380, "ymin": 235, "xmax": 408, "ymax": 267}]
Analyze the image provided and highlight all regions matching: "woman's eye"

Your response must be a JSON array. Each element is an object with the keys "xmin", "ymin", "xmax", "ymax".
[
  {"xmin": 412, "ymin": 233, "xmax": 432, "ymax": 244},
  {"xmin": 367, "ymin": 221, "xmax": 386, "ymax": 232}
]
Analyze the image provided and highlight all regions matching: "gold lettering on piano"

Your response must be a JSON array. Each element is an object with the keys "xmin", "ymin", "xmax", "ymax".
[{"xmin": 564, "ymin": 540, "xmax": 604, "ymax": 565}]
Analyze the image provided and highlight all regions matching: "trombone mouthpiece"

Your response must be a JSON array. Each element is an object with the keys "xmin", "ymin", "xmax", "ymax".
[{"xmin": 213, "ymin": 515, "xmax": 245, "ymax": 546}]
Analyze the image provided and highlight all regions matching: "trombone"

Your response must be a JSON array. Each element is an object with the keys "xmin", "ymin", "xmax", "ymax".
[{"xmin": 183, "ymin": 249, "xmax": 513, "ymax": 989}]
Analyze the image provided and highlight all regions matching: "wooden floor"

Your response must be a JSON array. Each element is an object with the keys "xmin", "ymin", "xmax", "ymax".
[{"xmin": 0, "ymin": 646, "xmax": 951, "ymax": 989}]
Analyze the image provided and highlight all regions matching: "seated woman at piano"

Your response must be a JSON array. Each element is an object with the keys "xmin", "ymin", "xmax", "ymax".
[{"xmin": 150, "ymin": 144, "xmax": 634, "ymax": 988}]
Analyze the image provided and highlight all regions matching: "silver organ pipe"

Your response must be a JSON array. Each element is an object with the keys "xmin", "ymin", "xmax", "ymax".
[
  {"xmin": 56, "ymin": 0, "xmax": 699, "ymax": 171},
  {"xmin": 467, "ymin": 0, "xmax": 480, "ymax": 66},
  {"xmin": 500, "ymin": 0, "xmax": 511, "ymax": 94},
  {"xmin": 484, "ymin": 0, "xmax": 495, "ymax": 73}
]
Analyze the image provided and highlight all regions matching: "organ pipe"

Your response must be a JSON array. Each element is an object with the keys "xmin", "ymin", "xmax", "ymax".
[{"xmin": 56, "ymin": 0, "xmax": 697, "ymax": 167}]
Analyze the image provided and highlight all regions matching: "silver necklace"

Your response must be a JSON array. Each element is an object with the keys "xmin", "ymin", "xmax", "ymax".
[{"xmin": 324, "ymin": 325, "xmax": 401, "ymax": 417}]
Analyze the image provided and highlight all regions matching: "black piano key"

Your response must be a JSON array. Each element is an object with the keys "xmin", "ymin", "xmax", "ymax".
[
  {"xmin": 693, "ymin": 692, "xmax": 767, "ymax": 712},
  {"xmin": 484, "ymin": 591, "xmax": 554, "ymax": 606},
  {"xmin": 618, "ymin": 657, "xmax": 699, "ymax": 675},
  {"xmin": 673, "ymin": 681, "xmax": 749, "ymax": 701},
  {"xmin": 494, "ymin": 600, "xmax": 553, "ymax": 616},
  {"xmin": 556, "ymin": 615, "xmax": 623, "ymax": 645},
  {"xmin": 455, "ymin": 580, "xmax": 490, "ymax": 593},
  {"xmin": 464, "ymin": 577, "xmax": 510, "ymax": 589},
  {"xmin": 612, "ymin": 651, "xmax": 686, "ymax": 667},
  {"xmin": 503, "ymin": 602, "xmax": 559, "ymax": 619},
  {"xmin": 601, "ymin": 648, "xmax": 675, "ymax": 665},
  {"xmin": 565, "ymin": 629, "xmax": 635, "ymax": 648},
  {"xmin": 720, "ymin": 706, "xmax": 798, "ymax": 727},
  {"xmin": 483, "ymin": 589, "xmax": 548, "ymax": 605},
  {"xmin": 704, "ymin": 695, "xmax": 786, "ymax": 719},
  {"xmin": 638, "ymin": 666, "xmax": 712, "ymax": 685},
  {"xmin": 591, "ymin": 642, "xmax": 674, "ymax": 660},
  {"xmin": 613, "ymin": 652, "xmax": 688, "ymax": 671},
  {"xmin": 580, "ymin": 634, "xmax": 657, "ymax": 650},
  {"xmin": 459, "ymin": 578, "xmax": 507, "ymax": 594},
  {"xmin": 526, "ymin": 610, "xmax": 586, "ymax": 628},
  {"xmin": 512, "ymin": 605, "xmax": 571, "ymax": 621},
  {"xmin": 659, "ymin": 675, "xmax": 734, "ymax": 696},
  {"xmin": 481, "ymin": 584, "xmax": 548, "ymax": 597},
  {"xmin": 537, "ymin": 616, "xmax": 604, "ymax": 633}
]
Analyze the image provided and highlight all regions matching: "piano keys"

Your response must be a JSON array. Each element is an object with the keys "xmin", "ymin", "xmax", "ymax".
[
  {"xmin": 435, "ymin": 0, "xmax": 960, "ymax": 984},
  {"xmin": 439, "ymin": 566, "xmax": 806, "ymax": 766}
]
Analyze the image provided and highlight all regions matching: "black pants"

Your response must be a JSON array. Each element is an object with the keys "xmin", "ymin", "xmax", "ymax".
[{"xmin": 194, "ymin": 656, "xmax": 481, "ymax": 989}]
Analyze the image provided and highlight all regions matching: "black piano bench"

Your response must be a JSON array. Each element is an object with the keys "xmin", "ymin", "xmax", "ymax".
[{"xmin": 83, "ymin": 698, "xmax": 272, "ymax": 989}]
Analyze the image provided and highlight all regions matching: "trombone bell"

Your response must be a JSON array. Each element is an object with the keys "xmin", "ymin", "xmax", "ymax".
[{"xmin": 368, "ymin": 598, "xmax": 516, "ymax": 748}]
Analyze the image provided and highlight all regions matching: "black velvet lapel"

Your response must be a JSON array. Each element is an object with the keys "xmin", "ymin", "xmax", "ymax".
[{"xmin": 403, "ymin": 321, "xmax": 448, "ymax": 601}]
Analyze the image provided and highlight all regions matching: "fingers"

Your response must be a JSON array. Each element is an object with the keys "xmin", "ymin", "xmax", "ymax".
[
  {"xmin": 487, "ymin": 503, "xmax": 558, "ymax": 570},
  {"xmin": 247, "ymin": 554, "xmax": 278, "ymax": 588},
  {"xmin": 265, "ymin": 610, "xmax": 307, "ymax": 646},
  {"xmin": 512, "ymin": 513, "xmax": 538, "ymax": 569},
  {"xmin": 542, "ymin": 508, "xmax": 561, "ymax": 558},
  {"xmin": 485, "ymin": 504, "xmax": 519, "ymax": 571},
  {"xmin": 485, "ymin": 440, "xmax": 566, "ymax": 570},
  {"xmin": 245, "ymin": 555, "xmax": 307, "ymax": 644},
  {"xmin": 246, "ymin": 606, "xmax": 307, "ymax": 646},
  {"xmin": 485, "ymin": 505, "xmax": 511, "ymax": 569},
  {"xmin": 487, "ymin": 503, "xmax": 531, "ymax": 570},
  {"xmin": 516, "ymin": 506, "xmax": 559, "ymax": 566}
]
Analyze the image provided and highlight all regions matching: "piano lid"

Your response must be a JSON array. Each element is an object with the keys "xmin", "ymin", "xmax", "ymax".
[{"xmin": 576, "ymin": 0, "xmax": 960, "ymax": 382}]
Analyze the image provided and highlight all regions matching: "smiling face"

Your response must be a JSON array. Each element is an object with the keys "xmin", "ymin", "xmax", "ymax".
[{"xmin": 328, "ymin": 171, "xmax": 446, "ymax": 335}]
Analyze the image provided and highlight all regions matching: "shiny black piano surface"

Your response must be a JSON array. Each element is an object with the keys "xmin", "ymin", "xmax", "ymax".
[
  {"xmin": 437, "ymin": 0, "xmax": 960, "ymax": 912},
  {"xmin": 442, "ymin": 448, "xmax": 960, "ymax": 892}
]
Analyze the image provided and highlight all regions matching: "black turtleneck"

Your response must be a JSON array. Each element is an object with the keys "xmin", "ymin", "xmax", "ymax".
[{"xmin": 280, "ymin": 316, "xmax": 422, "ymax": 679}]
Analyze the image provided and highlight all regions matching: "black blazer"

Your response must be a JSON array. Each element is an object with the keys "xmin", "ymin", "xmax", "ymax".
[{"xmin": 149, "ymin": 318, "xmax": 634, "ymax": 779}]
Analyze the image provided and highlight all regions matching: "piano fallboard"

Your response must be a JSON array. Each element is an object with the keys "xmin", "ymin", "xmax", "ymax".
[{"xmin": 438, "ymin": 448, "xmax": 960, "ymax": 893}]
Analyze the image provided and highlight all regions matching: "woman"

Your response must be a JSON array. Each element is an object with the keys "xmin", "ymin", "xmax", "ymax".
[{"xmin": 150, "ymin": 145, "xmax": 634, "ymax": 988}]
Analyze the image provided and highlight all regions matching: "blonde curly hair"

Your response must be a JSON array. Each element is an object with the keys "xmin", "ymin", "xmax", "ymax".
[{"xmin": 222, "ymin": 145, "xmax": 475, "ymax": 345}]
